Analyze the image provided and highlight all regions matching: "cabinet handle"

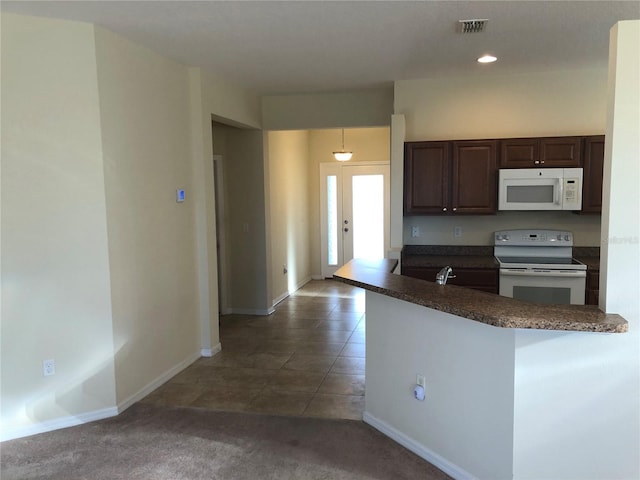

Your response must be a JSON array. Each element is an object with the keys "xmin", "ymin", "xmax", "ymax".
[
  {"xmin": 442, "ymin": 207, "xmax": 447, "ymax": 212},
  {"xmin": 453, "ymin": 207, "xmax": 457, "ymax": 212},
  {"xmin": 540, "ymin": 160, "xmax": 545, "ymax": 164},
  {"xmin": 534, "ymin": 160, "xmax": 540, "ymax": 164}
]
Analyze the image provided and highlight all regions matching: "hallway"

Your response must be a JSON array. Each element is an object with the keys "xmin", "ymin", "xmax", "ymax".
[{"xmin": 141, "ymin": 280, "xmax": 366, "ymax": 420}]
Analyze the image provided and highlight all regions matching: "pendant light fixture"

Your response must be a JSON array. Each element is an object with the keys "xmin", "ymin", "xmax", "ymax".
[{"xmin": 333, "ymin": 129, "xmax": 353, "ymax": 162}]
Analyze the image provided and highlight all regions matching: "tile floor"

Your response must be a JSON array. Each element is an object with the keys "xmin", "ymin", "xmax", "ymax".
[{"xmin": 141, "ymin": 280, "xmax": 366, "ymax": 420}]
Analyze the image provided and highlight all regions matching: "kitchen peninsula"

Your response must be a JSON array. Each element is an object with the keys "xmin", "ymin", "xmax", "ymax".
[
  {"xmin": 335, "ymin": 258, "xmax": 626, "ymax": 333},
  {"xmin": 334, "ymin": 259, "xmax": 629, "ymax": 479}
]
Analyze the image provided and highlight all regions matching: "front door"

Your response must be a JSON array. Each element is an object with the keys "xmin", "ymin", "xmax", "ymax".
[{"xmin": 320, "ymin": 163, "xmax": 390, "ymax": 278}]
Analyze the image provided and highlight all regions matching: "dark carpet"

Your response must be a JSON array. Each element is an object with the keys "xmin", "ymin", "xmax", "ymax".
[{"xmin": 1, "ymin": 403, "xmax": 451, "ymax": 479}]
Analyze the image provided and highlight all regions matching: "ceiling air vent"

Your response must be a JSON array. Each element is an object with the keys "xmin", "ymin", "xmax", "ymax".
[{"xmin": 458, "ymin": 19, "xmax": 488, "ymax": 34}]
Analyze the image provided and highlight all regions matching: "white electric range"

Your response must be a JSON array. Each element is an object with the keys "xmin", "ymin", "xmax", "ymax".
[{"xmin": 494, "ymin": 229, "xmax": 586, "ymax": 305}]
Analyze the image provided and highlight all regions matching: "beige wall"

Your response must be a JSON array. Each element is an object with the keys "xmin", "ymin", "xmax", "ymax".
[
  {"xmin": 513, "ymin": 24, "xmax": 639, "ymax": 476},
  {"xmin": 1, "ymin": 12, "xmax": 266, "ymax": 439},
  {"xmin": 601, "ymin": 20, "xmax": 640, "ymax": 314},
  {"xmin": 394, "ymin": 67, "xmax": 609, "ymax": 247},
  {"xmin": 94, "ymin": 27, "xmax": 200, "ymax": 406},
  {"xmin": 267, "ymin": 131, "xmax": 312, "ymax": 303},
  {"xmin": 396, "ymin": 68, "xmax": 608, "ymax": 141},
  {"xmin": 223, "ymin": 129, "xmax": 271, "ymax": 313},
  {"xmin": 204, "ymin": 70, "xmax": 262, "ymax": 130},
  {"xmin": 188, "ymin": 68, "xmax": 219, "ymax": 354},
  {"xmin": 404, "ymin": 212, "xmax": 602, "ymax": 246},
  {"xmin": 365, "ymin": 292, "xmax": 515, "ymax": 479},
  {"xmin": 1, "ymin": 14, "xmax": 117, "ymax": 438},
  {"xmin": 262, "ymin": 88, "xmax": 393, "ymax": 131},
  {"xmin": 308, "ymin": 127, "xmax": 390, "ymax": 277}
]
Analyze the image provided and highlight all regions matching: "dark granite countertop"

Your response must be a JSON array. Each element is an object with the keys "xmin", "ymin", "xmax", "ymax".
[
  {"xmin": 573, "ymin": 247, "xmax": 600, "ymax": 270},
  {"xmin": 333, "ymin": 259, "xmax": 626, "ymax": 333},
  {"xmin": 575, "ymin": 257, "xmax": 600, "ymax": 270}
]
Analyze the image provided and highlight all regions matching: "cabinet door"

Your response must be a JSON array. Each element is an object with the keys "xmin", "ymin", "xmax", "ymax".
[
  {"xmin": 586, "ymin": 270, "xmax": 600, "ymax": 305},
  {"xmin": 540, "ymin": 137, "xmax": 582, "ymax": 167},
  {"xmin": 582, "ymin": 135, "xmax": 605, "ymax": 213},
  {"xmin": 401, "ymin": 267, "xmax": 440, "ymax": 282},
  {"xmin": 402, "ymin": 266, "xmax": 498, "ymax": 293},
  {"xmin": 500, "ymin": 138, "xmax": 539, "ymax": 168},
  {"xmin": 404, "ymin": 142, "xmax": 450, "ymax": 215},
  {"xmin": 452, "ymin": 141, "xmax": 497, "ymax": 214}
]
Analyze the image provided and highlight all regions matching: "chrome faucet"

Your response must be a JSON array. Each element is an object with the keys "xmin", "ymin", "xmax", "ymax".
[{"xmin": 436, "ymin": 266, "xmax": 456, "ymax": 285}]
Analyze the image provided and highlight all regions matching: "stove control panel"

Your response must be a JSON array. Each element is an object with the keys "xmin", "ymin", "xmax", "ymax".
[{"xmin": 494, "ymin": 229, "xmax": 573, "ymax": 247}]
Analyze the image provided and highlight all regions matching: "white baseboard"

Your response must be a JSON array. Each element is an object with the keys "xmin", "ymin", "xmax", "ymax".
[
  {"xmin": 1, "ymin": 350, "xmax": 205, "ymax": 442},
  {"xmin": 271, "ymin": 276, "xmax": 313, "ymax": 307},
  {"xmin": 117, "ymin": 350, "xmax": 202, "ymax": 413},
  {"xmin": 272, "ymin": 291, "xmax": 289, "ymax": 307},
  {"xmin": 311, "ymin": 274, "xmax": 324, "ymax": 280},
  {"xmin": 362, "ymin": 411, "xmax": 477, "ymax": 480},
  {"xmin": 229, "ymin": 307, "xmax": 275, "ymax": 316},
  {"xmin": 293, "ymin": 276, "xmax": 311, "ymax": 291},
  {"xmin": 219, "ymin": 307, "xmax": 232, "ymax": 315},
  {"xmin": 0, "ymin": 406, "xmax": 118, "ymax": 442},
  {"xmin": 201, "ymin": 343, "xmax": 222, "ymax": 357}
]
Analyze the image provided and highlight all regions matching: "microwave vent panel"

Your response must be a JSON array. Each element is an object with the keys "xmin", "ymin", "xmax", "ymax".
[{"xmin": 458, "ymin": 19, "xmax": 488, "ymax": 34}]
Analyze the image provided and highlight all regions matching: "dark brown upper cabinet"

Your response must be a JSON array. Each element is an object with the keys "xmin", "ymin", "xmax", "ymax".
[
  {"xmin": 451, "ymin": 141, "xmax": 498, "ymax": 214},
  {"xmin": 404, "ymin": 140, "xmax": 497, "ymax": 215},
  {"xmin": 581, "ymin": 135, "xmax": 605, "ymax": 213},
  {"xmin": 500, "ymin": 137, "xmax": 582, "ymax": 168},
  {"xmin": 404, "ymin": 142, "xmax": 450, "ymax": 214}
]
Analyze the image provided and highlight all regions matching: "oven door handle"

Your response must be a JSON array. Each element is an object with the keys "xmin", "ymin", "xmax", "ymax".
[{"xmin": 500, "ymin": 269, "xmax": 586, "ymax": 278}]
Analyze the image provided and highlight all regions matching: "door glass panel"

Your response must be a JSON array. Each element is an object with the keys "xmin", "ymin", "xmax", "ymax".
[
  {"xmin": 327, "ymin": 175, "xmax": 338, "ymax": 266},
  {"xmin": 513, "ymin": 286, "xmax": 571, "ymax": 305},
  {"xmin": 352, "ymin": 175, "xmax": 384, "ymax": 259},
  {"xmin": 507, "ymin": 185, "xmax": 554, "ymax": 203}
]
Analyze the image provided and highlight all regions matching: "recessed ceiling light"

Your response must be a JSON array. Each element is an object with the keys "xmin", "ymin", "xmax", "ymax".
[{"xmin": 478, "ymin": 55, "xmax": 497, "ymax": 64}]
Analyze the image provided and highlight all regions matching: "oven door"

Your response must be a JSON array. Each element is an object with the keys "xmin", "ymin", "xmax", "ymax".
[{"xmin": 499, "ymin": 268, "xmax": 586, "ymax": 305}]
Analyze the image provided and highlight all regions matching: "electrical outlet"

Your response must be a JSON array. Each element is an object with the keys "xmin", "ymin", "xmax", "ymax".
[
  {"xmin": 411, "ymin": 226, "xmax": 420, "ymax": 238},
  {"xmin": 43, "ymin": 359, "xmax": 55, "ymax": 376},
  {"xmin": 454, "ymin": 226, "xmax": 462, "ymax": 238},
  {"xmin": 416, "ymin": 374, "xmax": 426, "ymax": 388}
]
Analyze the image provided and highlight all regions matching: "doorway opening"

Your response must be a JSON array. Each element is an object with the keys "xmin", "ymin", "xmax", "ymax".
[{"xmin": 213, "ymin": 154, "xmax": 230, "ymax": 314}]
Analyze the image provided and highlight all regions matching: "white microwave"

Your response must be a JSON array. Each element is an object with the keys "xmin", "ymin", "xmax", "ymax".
[{"xmin": 498, "ymin": 168, "xmax": 583, "ymax": 211}]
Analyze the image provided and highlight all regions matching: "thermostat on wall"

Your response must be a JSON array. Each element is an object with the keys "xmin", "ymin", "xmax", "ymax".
[{"xmin": 176, "ymin": 188, "xmax": 185, "ymax": 203}]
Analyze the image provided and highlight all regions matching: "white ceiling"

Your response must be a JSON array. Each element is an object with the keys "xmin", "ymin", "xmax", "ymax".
[{"xmin": 2, "ymin": 1, "xmax": 639, "ymax": 95}]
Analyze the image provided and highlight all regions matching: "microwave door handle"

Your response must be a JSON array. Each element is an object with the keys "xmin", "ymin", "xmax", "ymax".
[{"xmin": 555, "ymin": 178, "xmax": 562, "ymax": 206}]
